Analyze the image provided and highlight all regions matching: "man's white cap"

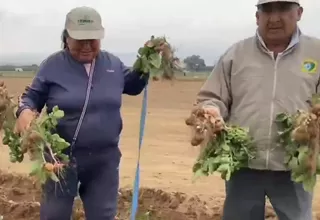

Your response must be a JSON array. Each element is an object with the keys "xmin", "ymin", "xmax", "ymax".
[
  {"xmin": 64, "ymin": 6, "xmax": 105, "ymax": 40},
  {"xmin": 256, "ymin": 0, "xmax": 300, "ymax": 5}
]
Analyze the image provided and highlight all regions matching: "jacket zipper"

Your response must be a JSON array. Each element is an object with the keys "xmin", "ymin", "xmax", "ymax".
[{"xmin": 266, "ymin": 53, "xmax": 280, "ymax": 169}]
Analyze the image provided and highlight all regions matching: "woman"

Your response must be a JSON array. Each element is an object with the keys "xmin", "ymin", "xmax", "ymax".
[{"xmin": 15, "ymin": 6, "xmax": 150, "ymax": 220}]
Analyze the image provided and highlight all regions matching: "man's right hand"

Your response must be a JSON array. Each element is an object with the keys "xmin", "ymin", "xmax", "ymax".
[
  {"xmin": 203, "ymin": 106, "xmax": 224, "ymax": 131},
  {"xmin": 14, "ymin": 109, "xmax": 36, "ymax": 135},
  {"xmin": 203, "ymin": 106, "xmax": 221, "ymax": 118}
]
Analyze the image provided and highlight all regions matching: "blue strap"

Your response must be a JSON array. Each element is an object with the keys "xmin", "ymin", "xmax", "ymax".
[{"xmin": 130, "ymin": 82, "xmax": 148, "ymax": 220}]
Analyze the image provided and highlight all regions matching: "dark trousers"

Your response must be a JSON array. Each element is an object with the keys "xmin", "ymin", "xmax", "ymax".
[
  {"xmin": 39, "ymin": 147, "xmax": 121, "ymax": 220},
  {"xmin": 222, "ymin": 168, "xmax": 313, "ymax": 220}
]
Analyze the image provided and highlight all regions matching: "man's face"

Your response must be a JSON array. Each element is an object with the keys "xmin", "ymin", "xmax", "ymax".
[
  {"xmin": 66, "ymin": 38, "xmax": 101, "ymax": 63},
  {"xmin": 256, "ymin": 2, "xmax": 303, "ymax": 43}
]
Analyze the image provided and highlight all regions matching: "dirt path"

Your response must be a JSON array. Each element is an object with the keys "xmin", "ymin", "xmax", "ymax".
[{"xmin": 0, "ymin": 78, "xmax": 319, "ymax": 219}]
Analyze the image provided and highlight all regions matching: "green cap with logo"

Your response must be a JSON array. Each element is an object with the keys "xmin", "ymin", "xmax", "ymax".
[
  {"xmin": 64, "ymin": 6, "xmax": 105, "ymax": 40},
  {"xmin": 256, "ymin": 0, "xmax": 299, "ymax": 5}
]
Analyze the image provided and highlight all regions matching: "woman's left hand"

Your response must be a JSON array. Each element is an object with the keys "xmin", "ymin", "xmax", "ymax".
[
  {"xmin": 143, "ymin": 36, "xmax": 168, "ymax": 53},
  {"xmin": 146, "ymin": 37, "xmax": 173, "ymax": 61},
  {"xmin": 154, "ymin": 43, "xmax": 166, "ymax": 53}
]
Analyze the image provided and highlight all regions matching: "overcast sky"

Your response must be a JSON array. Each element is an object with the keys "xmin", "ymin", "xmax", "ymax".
[{"xmin": 0, "ymin": 0, "xmax": 320, "ymax": 65}]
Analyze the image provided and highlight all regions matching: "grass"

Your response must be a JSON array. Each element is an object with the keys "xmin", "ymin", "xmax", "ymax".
[
  {"xmin": 136, "ymin": 212, "xmax": 153, "ymax": 220},
  {"xmin": 0, "ymin": 71, "xmax": 209, "ymax": 81},
  {"xmin": 0, "ymin": 71, "xmax": 35, "ymax": 78},
  {"xmin": 123, "ymin": 206, "xmax": 157, "ymax": 220}
]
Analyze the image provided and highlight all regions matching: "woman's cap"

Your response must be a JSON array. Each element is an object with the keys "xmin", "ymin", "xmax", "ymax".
[{"xmin": 65, "ymin": 6, "xmax": 104, "ymax": 40}]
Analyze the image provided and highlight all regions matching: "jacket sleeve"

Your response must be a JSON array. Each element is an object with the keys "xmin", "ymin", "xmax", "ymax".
[
  {"xmin": 122, "ymin": 61, "xmax": 149, "ymax": 96},
  {"xmin": 16, "ymin": 61, "xmax": 50, "ymax": 117},
  {"xmin": 195, "ymin": 53, "xmax": 232, "ymax": 119}
]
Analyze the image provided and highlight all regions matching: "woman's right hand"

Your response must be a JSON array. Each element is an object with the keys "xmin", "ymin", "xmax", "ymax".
[{"xmin": 14, "ymin": 109, "xmax": 36, "ymax": 135}]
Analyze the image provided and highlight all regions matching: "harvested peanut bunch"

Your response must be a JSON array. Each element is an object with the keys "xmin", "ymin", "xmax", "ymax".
[
  {"xmin": 275, "ymin": 94, "xmax": 320, "ymax": 192},
  {"xmin": 133, "ymin": 35, "xmax": 183, "ymax": 81},
  {"xmin": 0, "ymin": 81, "xmax": 70, "ymax": 184},
  {"xmin": 185, "ymin": 106, "xmax": 255, "ymax": 181}
]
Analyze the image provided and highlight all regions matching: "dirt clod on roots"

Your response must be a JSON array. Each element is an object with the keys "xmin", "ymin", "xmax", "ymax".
[{"xmin": 0, "ymin": 170, "xmax": 290, "ymax": 220}]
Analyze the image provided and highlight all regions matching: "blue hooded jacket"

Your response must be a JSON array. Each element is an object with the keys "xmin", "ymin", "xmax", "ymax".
[{"xmin": 16, "ymin": 49, "xmax": 148, "ymax": 154}]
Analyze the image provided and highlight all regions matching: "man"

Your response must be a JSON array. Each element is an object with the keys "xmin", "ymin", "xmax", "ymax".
[{"xmin": 195, "ymin": 0, "xmax": 320, "ymax": 219}]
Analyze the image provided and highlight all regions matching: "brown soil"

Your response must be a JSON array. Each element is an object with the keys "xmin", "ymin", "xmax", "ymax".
[
  {"xmin": 0, "ymin": 78, "xmax": 319, "ymax": 219},
  {"xmin": 0, "ymin": 170, "xmax": 278, "ymax": 220}
]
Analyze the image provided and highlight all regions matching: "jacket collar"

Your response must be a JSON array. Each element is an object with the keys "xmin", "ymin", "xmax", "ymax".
[{"xmin": 256, "ymin": 28, "xmax": 301, "ymax": 53}]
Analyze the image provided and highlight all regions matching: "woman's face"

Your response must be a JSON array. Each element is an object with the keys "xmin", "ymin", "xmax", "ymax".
[{"xmin": 66, "ymin": 37, "xmax": 101, "ymax": 63}]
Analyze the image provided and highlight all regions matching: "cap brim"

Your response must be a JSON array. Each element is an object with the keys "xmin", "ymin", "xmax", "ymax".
[
  {"xmin": 256, "ymin": 0, "xmax": 299, "ymax": 5},
  {"xmin": 67, "ymin": 29, "xmax": 105, "ymax": 40}
]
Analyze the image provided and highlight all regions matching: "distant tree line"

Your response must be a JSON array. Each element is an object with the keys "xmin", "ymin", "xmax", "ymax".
[
  {"xmin": 0, "ymin": 64, "xmax": 39, "ymax": 72},
  {"xmin": 183, "ymin": 55, "xmax": 215, "ymax": 72},
  {"xmin": 0, "ymin": 58, "xmax": 216, "ymax": 73}
]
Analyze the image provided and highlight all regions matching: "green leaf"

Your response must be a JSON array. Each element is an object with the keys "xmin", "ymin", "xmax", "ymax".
[
  {"xmin": 141, "ymin": 56, "xmax": 150, "ymax": 73},
  {"xmin": 311, "ymin": 94, "xmax": 320, "ymax": 105},
  {"xmin": 138, "ymin": 47, "xmax": 147, "ymax": 55},
  {"xmin": 30, "ymin": 161, "xmax": 42, "ymax": 176},
  {"xmin": 145, "ymin": 41, "xmax": 155, "ymax": 48},
  {"xmin": 217, "ymin": 164, "xmax": 229, "ymax": 173},
  {"xmin": 192, "ymin": 169, "xmax": 206, "ymax": 183},
  {"xmin": 149, "ymin": 53, "xmax": 162, "ymax": 69},
  {"xmin": 39, "ymin": 172, "xmax": 48, "ymax": 184},
  {"xmin": 50, "ymin": 133, "xmax": 60, "ymax": 141},
  {"xmin": 2, "ymin": 136, "xmax": 9, "ymax": 145},
  {"xmin": 225, "ymin": 167, "xmax": 232, "ymax": 181},
  {"xmin": 133, "ymin": 57, "xmax": 142, "ymax": 71},
  {"xmin": 221, "ymin": 144, "xmax": 230, "ymax": 151},
  {"xmin": 191, "ymin": 123, "xmax": 255, "ymax": 182},
  {"xmin": 149, "ymin": 68, "xmax": 160, "ymax": 77},
  {"xmin": 59, "ymin": 154, "xmax": 70, "ymax": 163},
  {"xmin": 52, "ymin": 109, "xmax": 64, "ymax": 119},
  {"xmin": 275, "ymin": 112, "xmax": 289, "ymax": 122},
  {"xmin": 302, "ymin": 175, "xmax": 317, "ymax": 193},
  {"xmin": 288, "ymin": 157, "xmax": 299, "ymax": 170},
  {"xmin": 192, "ymin": 162, "xmax": 202, "ymax": 173},
  {"xmin": 297, "ymin": 148, "xmax": 308, "ymax": 166},
  {"xmin": 293, "ymin": 174, "xmax": 305, "ymax": 183},
  {"xmin": 316, "ymin": 156, "xmax": 320, "ymax": 173},
  {"xmin": 50, "ymin": 172, "xmax": 60, "ymax": 182},
  {"xmin": 202, "ymin": 159, "xmax": 211, "ymax": 172},
  {"xmin": 220, "ymin": 171, "xmax": 227, "ymax": 180},
  {"xmin": 297, "ymin": 146, "xmax": 309, "ymax": 154},
  {"xmin": 9, "ymin": 155, "xmax": 17, "ymax": 163},
  {"xmin": 284, "ymin": 155, "xmax": 291, "ymax": 164},
  {"xmin": 54, "ymin": 138, "xmax": 70, "ymax": 150},
  {"xmin": 207, "ymin": 158, "xmax": 216, "ymax": 174},
  {"xmin": 212, "ymin": 156, "xmax": 222, "ymax": 164},
  {"xmin": 219, "ymin": 156, "xmax": 231, "ymax": 164},
  {"xmin": 208, "ymin": 163, "xmax": 215, "ymax": 174}
]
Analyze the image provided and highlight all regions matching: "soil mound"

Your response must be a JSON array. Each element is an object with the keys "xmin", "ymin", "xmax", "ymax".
[{"xmin": 0, "ymin": 170, "xmax": 280, "ymax": 220}]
